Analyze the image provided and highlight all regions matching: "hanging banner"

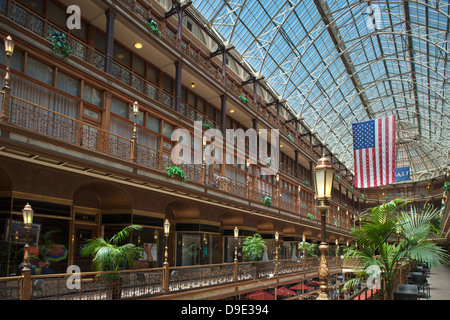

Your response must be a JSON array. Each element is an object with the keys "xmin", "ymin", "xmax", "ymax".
[{"xmin": 395, "ymin": 167, "xmax": 411, "ymax": 182}]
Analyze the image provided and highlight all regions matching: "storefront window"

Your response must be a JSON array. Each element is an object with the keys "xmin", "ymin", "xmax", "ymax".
[
  {"xmin": 175, "ymin": 232, "xmax": 219, "ymax": 266},
  {"xmin": 1, "ymin": 215, "xmax": 70, "ymax": 276},
  {"xmin": 223, "ymin": 236, "xmax": 242, "ymax": 263}
]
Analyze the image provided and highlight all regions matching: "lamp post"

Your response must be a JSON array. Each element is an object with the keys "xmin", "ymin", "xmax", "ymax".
[
  {"xmin": 314, "ymin": 155, "xmax": 334, "ymax": 300},
  {"xmin": 130, "ymin": 101, "xmax": 139, "ymax": 162},
  {"xmin": 233, "ymin": 226, "xmax": 239, "ymax": 281},
  {"xmin": 22, "ymin": 203, "xmax": 34, "ymax": 269},
  {"xmin": 163, "ymin": 219, "xmax": 170, "ymax": 294},
  {"xmin": 163, "ymin": 219, "xmax": 170, "ymax": 266},
  {"xmin": 274, "ymin": 231, "xmax": 279, "ymax": 275},
  {"xmin": 1, "ymin": 35, "xmax": 14, "ymax": 121}
]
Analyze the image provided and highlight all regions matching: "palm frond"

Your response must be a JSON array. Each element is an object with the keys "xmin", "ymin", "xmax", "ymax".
[{"xmin": 110, "ymin": 225, "xmax": 143, "ymax": 245}]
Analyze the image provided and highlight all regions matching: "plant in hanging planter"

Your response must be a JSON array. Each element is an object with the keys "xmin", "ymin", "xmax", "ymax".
[
  {"xmin": 304, "ymin": 179, "xmax": 310, "ymax": 186},
  {"xmin": 239, "ymin": 95, "xmax": 249, "ymax": 105},
  {"xmin": 166, "ymin": 165, "xmax": 187, "ymax": 182},
  {"xmin": 262, "ymin": 196, "xmax": 272, "ymax": 207},
  {"xmin": 265, "ymin": 157, "xmax": 273, "ymax": 168},
  {"xmin": 146, "ymin": 17, "xmax": 161, "ymax": 37},
  {"xmin": 334, "ymin": 220, "xmax": 339, "ymax": 228},
  {"xmin": 50, "ymin": 30, "xmax": 72, "ymax": 59},
  {"xmin": 202, "ymin": 121, "xmax": 211, "ymax": 129},
  {"xmin": 287, "ymin": 132, "xmax": 294, "ymax": 142},
  {"xmin": 307, "ymin": 213, "xmax": 315, "ymax": 220}
]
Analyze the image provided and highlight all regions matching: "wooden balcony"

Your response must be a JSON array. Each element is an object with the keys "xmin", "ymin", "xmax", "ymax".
[
  {"xmin": 0, "ymin": 93, "xmax": 354, "ymax": 233},
  {"xmin": 0, "ymin": 257, "xmax": 343, "ymax": 300}
]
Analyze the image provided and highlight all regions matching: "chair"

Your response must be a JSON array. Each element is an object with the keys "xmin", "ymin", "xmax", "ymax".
[
  {"xmin": 394, "ymin": 291, "xmax": 417, "ymax": 300},
  {"xmin": 419, "ymin": 263, "xmax": 431, "ymax": 277},
  {"xmin": 397, "ymin": 284, "xmax": 418, "ymax": 294},
  {"xmin": 411, "ymin": 273, "xmax": 430, "ymax": 299},
  {"xmin": 408, "ymin": 272, "xmax": 423, "ymax": 284}
]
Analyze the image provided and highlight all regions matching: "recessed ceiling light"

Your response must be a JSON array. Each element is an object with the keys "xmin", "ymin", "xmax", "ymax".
[
  {"xmin": 191, "ymin": 82, "xmax": 195, "ymax": 88},
  {"xmin": 134, "ymin": 42, "xmax": 143, "ymax": 49},
  {"xmin": 229, "ymin": 109, "xmax": 235, "ymax": 113}
]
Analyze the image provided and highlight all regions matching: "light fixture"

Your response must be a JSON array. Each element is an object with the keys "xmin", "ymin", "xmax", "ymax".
[
  {"xmin": 134, "ymin": 42, "xmax": 143, "ymax": 49},
  {"xmin": 275, "ymin": 231, "xmax": 279, "ymax": 241},
  {"xmin": 164, "ymin": 219, "xmax": 170, "ymax": 236},
  {"xmin": 22, "ymin": 203, "xmax": 34, "ymax": 229},
  {"xmin": 4, "ymin": 35, "xmax": 14, "ymax": 56},
  {"xmin": 314, "ymin": 155, "xmax": 334, "ymax": 208},
  {"xmin": 229, "ymin": 109, "xmax": 235, "ymax": 113},
  {"xmin": 133, "ymin": 101, "xmax": 139, "ymax": 116},
  {"xmin": 314, "ymin": 155, "xmax": 334, "ymax": 300},
  {"xmin": 191, "ymin": 82, "xmax": 195, "ymax": 88}
]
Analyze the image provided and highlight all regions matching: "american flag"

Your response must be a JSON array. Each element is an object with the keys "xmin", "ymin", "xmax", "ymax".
[{"xmin": 352, "ymin": 115, "xmax": 396, "ymax": 189}]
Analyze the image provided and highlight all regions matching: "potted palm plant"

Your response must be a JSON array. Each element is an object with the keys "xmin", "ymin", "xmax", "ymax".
[
  {"xmin": 343, "ymin": 199, "xmax": 449, "ymax": 299},
  {"xmin": 80, "ymin": 225, "xmax": 144, "ymax": 299}
]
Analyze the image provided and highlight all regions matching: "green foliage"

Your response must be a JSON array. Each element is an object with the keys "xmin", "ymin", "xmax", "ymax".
[
  {"xmin": 287, "ymin": 132, "xmax": 294, "ymax": 142},
  {"xmin": 239, "ymin": 95, "xmax": 249, "ymax": 105},
  {"xmin": 146, "ymin": 17, "xmax": 161, "ymax": 37},
  {"xmin": 81, "ymin": 225, "xmax": 144, "ymax": 281},
  {"xmin": 442, "ymin": 181, "xmax": 450, "ymax": 195},
  {"xmin": 262, "ymin": 196, "xmax": 272, "ymax": 207},
  {"xmin": 307, "ymin": 213, "xmax": 314, "ymax": 220},
  {"xmin": 166, "ymin": 165, "xmax": 187, "ymax": 182},
  {"xmin": 202, "ymin": 121, "xmax": 211, "ymax": 129},
  {"xmin": 242, "ymin": 234, "xmax": 266, "ymax": 261},
  {"xmin": 50, "ymin": 30, "xmax": 72, "ymax": 59},
  {"xmin": 298, "ymin": 241, "xmax": 318, "ymax": 257},
  {"xmin": 343, "ymin": 199, "xmax": 449, "ymax": 299}
]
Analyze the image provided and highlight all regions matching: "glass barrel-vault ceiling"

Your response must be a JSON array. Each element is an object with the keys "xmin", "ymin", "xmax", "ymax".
[{"xmin": 191, "ymin": 0, "xmax": 450, "ymax": 183}]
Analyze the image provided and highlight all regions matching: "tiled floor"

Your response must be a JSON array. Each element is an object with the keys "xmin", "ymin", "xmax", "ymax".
[{"xmin": 428, "ymin": 264, "xmax": 450, "ymax": 300}]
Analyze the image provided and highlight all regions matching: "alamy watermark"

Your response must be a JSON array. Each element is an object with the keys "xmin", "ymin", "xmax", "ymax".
[
  {"xmin": 66, "ymin": 5, "xmax": 81, "ymax": 30},
  {"xmin": 171, "ymin": 121, "xmax": 280, "ymax": 175}
]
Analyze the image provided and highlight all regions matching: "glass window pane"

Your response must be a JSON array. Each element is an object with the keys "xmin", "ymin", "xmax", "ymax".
[
  {"xmin": 48, "ymin": 2, "xmax": 66, "ymax": 28},
  {"xmin": 114, "ymin": 44, "xmax": 131, "ymax": 68},
  {"xmin": 83, "ymin": 83, "xmax": 102, "ymax": 106},
  {"xmin": 147, "ymin": 65, "xmax": 158, "ymax": 84},
  {"xmin": 111, "ymin": 97, "xmax": 127, "ymax": 118},
  {"xmin": 162, "ymin": 122, "xmax": 173, "ymax": 138},
  {"xmin": 26, "ymin": 56, "xmax": 53, "ymax": 85},
  {"xmin": 134, "ymin": 56, "xmax": 145, "ymax": 77},
  {"xmin": 163, "ymin": 75, "xmax": 173, "ymax": 93},
  {"xmin": 57, "ymin": 71, "xmax": 79, "ymax": 96},
  {"xmin": 147, "ymin": 114, "xmax": 160, "ymax": 132}
]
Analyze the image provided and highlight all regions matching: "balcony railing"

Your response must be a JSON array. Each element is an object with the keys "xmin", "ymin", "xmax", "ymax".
[
  {"xmin": 1, "ymin": 91, "xmax": 357, "ymax": 230},
  {"xmin": 0, "ymin": 257, "xmax": 342, "ymax": 300},
  {"xmin": 0, "ymin": 0, "xmax": 357, "ymax": 187}
]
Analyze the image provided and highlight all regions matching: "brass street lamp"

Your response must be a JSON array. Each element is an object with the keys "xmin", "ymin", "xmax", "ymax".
[
  {"xmin": 22, "ymin": 203, "xmax": 34, "ymax": 269},
  {"xmin": 1, "ymin": 35, "xmax": 14, "ymax": 121},
  {"xmin": 130, "ymin": 101, "xmax": 139, "ymax": 162},
  {"xmin": 274, "ymin": 231, "xmax": 279, "ymax": 275},
  {"xmin": 163, "ymin": 219, "xmax": 170, "ymax": 266},
  {"xmin": 314, "ymin": 155, "xmax": 334, "ymax": 300}
]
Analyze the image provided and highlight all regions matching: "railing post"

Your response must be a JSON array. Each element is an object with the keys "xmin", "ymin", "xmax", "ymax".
[
  {"xmin": 21, "ymin": 268, "xmax": 31, "ymax": 300},
  {"xmin": 233, "ymin": 259, "xmax": 238, "ymax": 282},
  {"xmin": 163, "ymin": 264, "xmax": 170, "ymax": 295}
]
